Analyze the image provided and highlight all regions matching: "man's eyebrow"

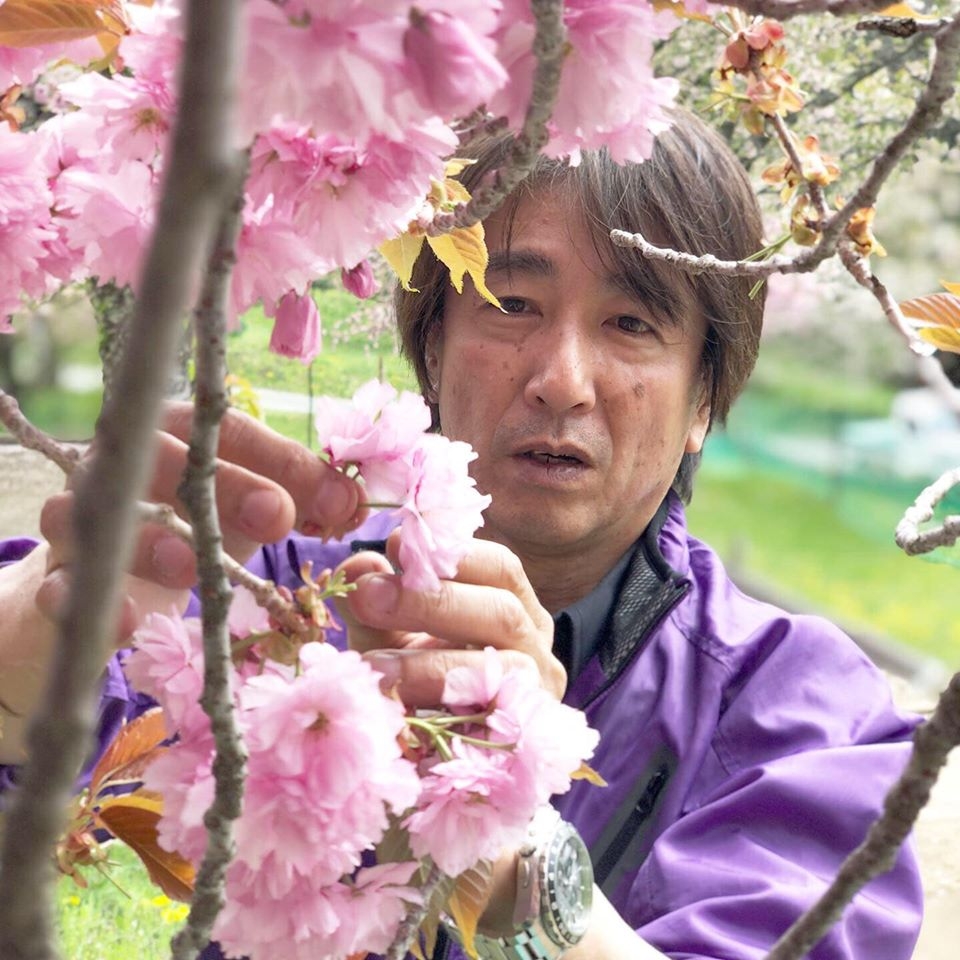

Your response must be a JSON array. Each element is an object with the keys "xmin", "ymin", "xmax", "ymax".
[{"xmin": 486, "ymin": 250, "xmax": 558, "ymax": 277}]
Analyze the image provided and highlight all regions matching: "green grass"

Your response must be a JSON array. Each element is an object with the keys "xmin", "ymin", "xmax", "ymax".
[
  {"xmin": 226, "ymin": 291, "xmax": 417, "ymax": 399},
  {"xmin": 688, "ymin": 456, "xmax": 960, "ymax": 667},
  {"xmin": 56, "ymin": 842, "xmax": 186, "ymax": 960}
]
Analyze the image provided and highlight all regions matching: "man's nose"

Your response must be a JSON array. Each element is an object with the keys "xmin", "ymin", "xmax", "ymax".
[{"xmin": 523, "ymin": 324, "xmax": 596, "ymax": 413}]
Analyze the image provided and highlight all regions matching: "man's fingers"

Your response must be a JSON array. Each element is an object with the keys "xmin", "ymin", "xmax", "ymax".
[
  {"xmin": 365, "ymin": 647, "xmax": 541, "ymax": 708},
  {"xmin": 162, "ymin": 402, "xmax": 365, "ymax": 537},
  {"xmin": 147, "ymin": 430, "xmax": 295, "ymax": 562}
]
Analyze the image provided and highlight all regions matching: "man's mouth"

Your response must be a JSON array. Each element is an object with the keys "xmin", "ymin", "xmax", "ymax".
[{"xmin": 525, "ymin": 451, "xmax": 584, "ymax": 465}]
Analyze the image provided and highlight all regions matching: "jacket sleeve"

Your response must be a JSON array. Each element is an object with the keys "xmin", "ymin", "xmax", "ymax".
[
  {"xmin": 0, "ymin": 537, "xmax": 151, "ymax": 801},
  {"xmin": 632, "ymin": 614, "xmax": 924, "ymax": 960}
]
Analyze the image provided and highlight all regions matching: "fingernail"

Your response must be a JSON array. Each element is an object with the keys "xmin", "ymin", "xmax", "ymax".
[
  {"xmin": 152, "ymin": 536, "xmax": 195, "ymax": 585},
  {"xmin": 311, "ymin": 475, "xmax": 355, "ymax": 529},
  {"xmin": 360, "ymin": 574, "xmax": 399, "ymax": 615},
  {"xmin": 239, "ymin": 489, "xmax": 284, "ymax": 533},
  {"xmin": 366, "ymin": 651, "xmax": 402, "ymax": 689}
]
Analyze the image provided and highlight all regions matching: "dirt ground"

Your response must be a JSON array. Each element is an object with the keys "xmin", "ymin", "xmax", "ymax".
[{"xmin": 1, "ymin": 442, "xmax": 956, "ymax": 957}]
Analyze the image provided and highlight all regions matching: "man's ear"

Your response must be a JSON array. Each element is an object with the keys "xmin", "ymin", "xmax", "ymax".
[
  {"xmin": 424, "ymin": 328, "xmax": 442, "ymax": 403},
  {"xmin": 684, "ymin": 387, "xmax": 711, "ymax": 455}
]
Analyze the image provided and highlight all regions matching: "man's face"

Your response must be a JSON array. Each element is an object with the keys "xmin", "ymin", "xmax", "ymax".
[{"xmin": 426, "ymin": 190, "xmax": 711, "ymax": 571}]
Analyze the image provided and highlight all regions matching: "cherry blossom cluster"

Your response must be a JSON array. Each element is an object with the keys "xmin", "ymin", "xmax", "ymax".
[
  {"xmin": 124, "ymin": 598, "xmax": 598, "ymax": 960},
  {"xmin": 1, "ymin": 0, "xmax": 697, "ymax": 350},
  {"xmin": 314, "ymin": 379, "xmax": 491, "ymax": 592}
]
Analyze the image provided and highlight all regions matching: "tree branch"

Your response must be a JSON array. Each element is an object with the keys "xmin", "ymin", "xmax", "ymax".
[
  {"xmin": 835, "ymin": 241, "xmax": 936, "ymax": 355},
  {"xmin": 170, "ymin": 152, "xmax": 250, "ymax": 960},
  {"xmin": 895, "ymin": 467, "xmax": 960, "ymax": 556},
  {"xmin": 609, "ymin": 228, "xmax": 824, "ymax": 277},
  {"xmin": 719, "ymin": 0, "xmax": 897, "ymax": 19},
  {"xmin": 820, "ymin": 13, "xmax": 960, "ymax": 251},
  {"xmin": 765, "ymin": 669, "xmax": 960, "ymax": 959},
  {"xmin": 0, "ymin": 2, "xmax": 241, "ymax": 957},
  {"xmin": 427, "ymin": 0, "xmax": 566, "ymax": 233}
]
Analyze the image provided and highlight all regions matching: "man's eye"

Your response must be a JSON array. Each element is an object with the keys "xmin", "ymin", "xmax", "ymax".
[
  {"xmin": 499, "ymin": 297, "xmax": 528, "ymax": 314},
  {"xmin": 615, "ymin": 315, "xmax": 653, "ymax": 335}
]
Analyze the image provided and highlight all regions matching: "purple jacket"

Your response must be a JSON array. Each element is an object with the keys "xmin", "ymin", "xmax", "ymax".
[{"xmin": 0, "ymin": 497, "xmax": 923, "ymax": 959}]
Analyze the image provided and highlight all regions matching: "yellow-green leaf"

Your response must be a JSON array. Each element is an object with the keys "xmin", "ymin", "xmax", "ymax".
[
  {"xmin": 444, "ymin": 158, "xmax": 477, "ymax": 178},
  {"xmin": 0, "ymin": 0, "xmax": 129, "ymax": 48},
  {"xmin": 878, "ymin": 2, "xmax": 927, "ymax": 18},
  {"xmin": 570, "ymin": 761, "xmax": 608, "ymax": 787},
  {"xmin": 380, "ymin": 232, "xmax": 426, "ymax": 292},
  {"xmin": 96, "ymin": 793, "xmax": 196, "ymax": 902},
  {"xmin": 939, "ymin": 279, "xmax": 960, "ymax": 297},
  {"xmin": 899, "ymin": 292, "xmax": 960, "ymax": 354},
  {"xmin": 427, "ymin": 224, "xmax": 501, "ymax": 308},
  {"xmin": 651, "ymin": 0, "xmax": 715, "ymax": 24}
]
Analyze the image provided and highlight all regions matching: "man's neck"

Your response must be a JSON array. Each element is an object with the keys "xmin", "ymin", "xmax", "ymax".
[{"xmin": 498, "ymin": 538, "xmax": 640, "ymax": 614}]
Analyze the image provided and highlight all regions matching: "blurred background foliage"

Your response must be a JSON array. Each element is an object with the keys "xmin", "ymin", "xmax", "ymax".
[{"xmin": 3, "ymin": 4, "xmax": 960, "ymax": 672}]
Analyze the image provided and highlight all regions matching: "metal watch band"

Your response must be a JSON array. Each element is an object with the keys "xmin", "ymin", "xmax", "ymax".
[{"xmin": 465, "ymin": 926, "xmax": 565, "ymax": 960}]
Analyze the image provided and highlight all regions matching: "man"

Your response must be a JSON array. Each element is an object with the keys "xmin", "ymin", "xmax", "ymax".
[{"xmin": 0, "ymin": 110, "xmax": 922, "ymax": 959}]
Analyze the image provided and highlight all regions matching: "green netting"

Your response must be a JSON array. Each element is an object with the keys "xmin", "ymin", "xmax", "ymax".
[{"xmin": 706, "ymin": 392, "xmax": 960, "ymax": 570}]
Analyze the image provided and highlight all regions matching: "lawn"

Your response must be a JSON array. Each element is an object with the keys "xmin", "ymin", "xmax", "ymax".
[
  {"xmin": 688, "ymin": 453, "xmax": 960, "ymax": 667},
  {"xmin": 56, "ymin": 842, "xmax": 186, "ymax": 960}
]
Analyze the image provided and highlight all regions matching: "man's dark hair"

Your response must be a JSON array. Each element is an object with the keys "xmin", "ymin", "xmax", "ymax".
[{"xmin": 394, "ymin": 108, "xmax": 765, "ymax": 502}]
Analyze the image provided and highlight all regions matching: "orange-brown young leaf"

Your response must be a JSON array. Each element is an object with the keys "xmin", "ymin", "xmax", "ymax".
[
  {"xmin": 0, "ymin": 0, "xmax": 130, "ymax": 48},
  {"xmin": 446, "ymin": 862, "xmax": 494, "ymax": 959},
  {"xmin": 899, "ymin": 292, "xmax": 960, "ymax": 354},
  {"xmin": 95, "ymin": 793, "xmax": 196, "ymax": 902},
  {"xmin": 88, "ymin": 708, "xmax": 168, "ymax": 797}
]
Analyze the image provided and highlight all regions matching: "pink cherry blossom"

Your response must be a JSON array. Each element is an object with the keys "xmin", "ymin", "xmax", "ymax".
[
  {"xmin": 0, "ymin": 126, "xmax": 58, "ymax": 324},
  {"xmin": 0, "ymin": 36, "xmax": 101, "ymax": 90},
  {"xmin": 314, "ymin": 379, "xmax": 432, "ymax": 501},
  {"xmin": 125, "ymin": 609, "xmax": 212, "ymax": 735},
  {"xmin": 58, "ymin": 68, "xmax": 175, "ymax": 167},
  {"xmin": 53, "ymin": 160, "xmax": 159, "ymax": 291},
  {"xmin": 142, "ymin": 730, "xmax": 217, "ymax": 865},
  {"xmin": 340, "ymin": 260, "xmax": 379, "ymax": 299},
  {"xmin": 214, "ymin": 860, "xmax": 419, "ymax": 960},
  {"xmin": 403, "ymin": 9, "xmax": 508, "ymax": 118},
  {"xmin": 242, "ymin": 119, "xmax": 453, "ymax": 283},
  {"xmin": 394, "ymin": 433, "xmax": 491, "ymax": 593},
  {"xmin": 269, "ymin": 289, "xmax": 322, "ymax": 364},
  {"xmin": 490, "ymin": 0, "xmax": 679, "ymax": 163},
  {"xmin": 237, "ymin": 642, "xmax": 420, "ymax": 878},
  {"xmin": 405, "ymin": 647, "xmax": 598, "ymax": 875}
]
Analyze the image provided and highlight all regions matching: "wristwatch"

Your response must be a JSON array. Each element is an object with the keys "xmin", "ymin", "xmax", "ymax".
[{"xmin": 453, "ymin": 807, "xmax": 594, "ymax": 960}]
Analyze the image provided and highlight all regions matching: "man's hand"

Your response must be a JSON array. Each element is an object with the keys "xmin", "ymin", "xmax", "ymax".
[
  {"xmin": 339, "ymin": 533, "xmax": 566, "ymax": 706},
  {"xmin": 0, "ymin": 404, "xmax": 364, "ymax": 762}
]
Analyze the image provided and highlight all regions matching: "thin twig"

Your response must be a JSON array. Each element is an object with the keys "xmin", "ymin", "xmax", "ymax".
[
  {"xmin": 170, "ymin": 151, "xmax": 250, "ymax": 960},
  {"xmin": 835, "ymin": 241, "xmax": 936, "ymax": 354},
  {"xmin": 856, "ymin": 16, "xmax": 952, "ymax": 39},
  {"xmin": 764, "ymin": 671, "xmax": 960, "ymax": 960},
  {"xmin": 426, "ymin": 0, "xmax": 566, "ymax": 233},
  {"xmin": 609, "ymin": 229, "xmax": 822, "ymax": 277},
  {"xmin": 768, "ymin": 112, "xmax": 828, "ymax": 220},
  {"xmin": 0, "ymin": 390, "xmax": 81, "ymax": 475},
  {"xmin": 895, "ymin": 468, "xmax": 960, "ymax": 556},
  {"xmin": 0, "ymin": 2, "xmax": 241, "ymax": 956},
  {"xmin": 385, "ymin": 860, "xmax": 447, "ymax": 960}
]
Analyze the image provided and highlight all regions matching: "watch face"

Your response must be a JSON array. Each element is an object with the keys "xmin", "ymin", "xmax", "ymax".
[{"xmin": 542, "ymin": 823, "xmax": 593, "ymax": 946}]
